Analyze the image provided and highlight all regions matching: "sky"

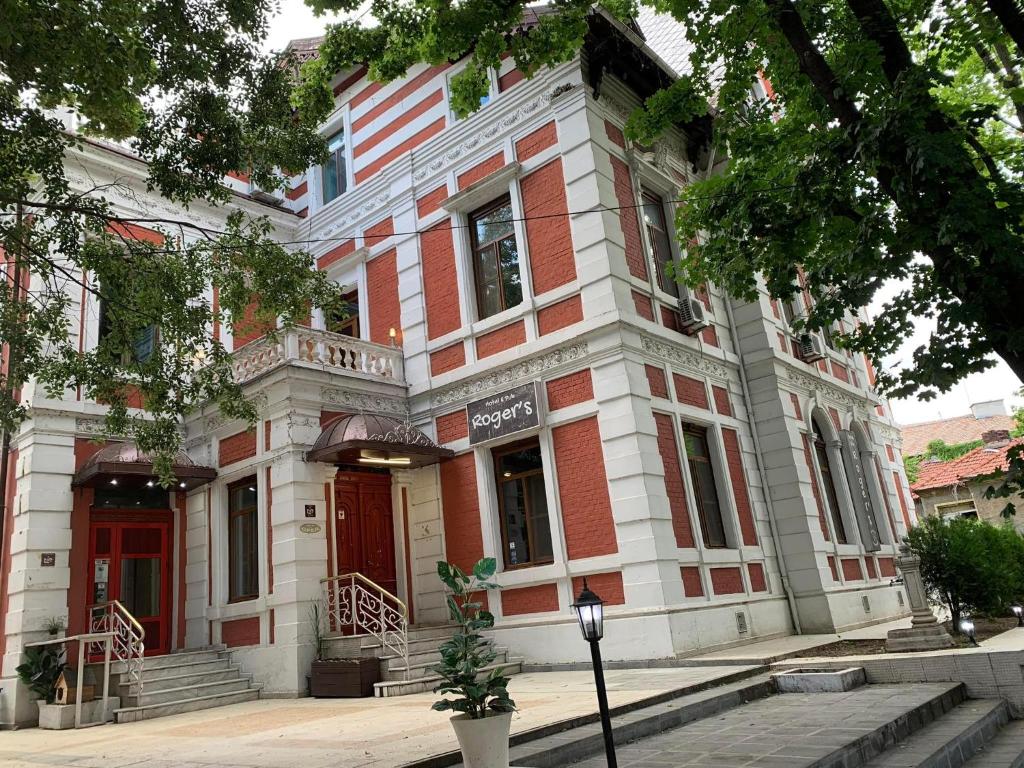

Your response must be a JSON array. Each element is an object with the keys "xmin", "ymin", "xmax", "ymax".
[{"xmin": 264, "ymin": 1, "xmax": 1023, "ymax": 427}]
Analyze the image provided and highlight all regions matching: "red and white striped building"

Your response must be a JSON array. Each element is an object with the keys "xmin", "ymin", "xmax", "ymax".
[{"xmin": 0, "ymin": 8, "xmax": 916, "ymax": 725}]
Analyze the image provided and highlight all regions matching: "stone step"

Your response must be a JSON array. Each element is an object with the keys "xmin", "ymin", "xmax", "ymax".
[
  {"xmin": 380, "ymin": 648, "xmax": 444, "ymax": 671},
  {"xmin": 374, "ymin": 660, "xmax": 522, "ymax": 698},
  {"xmin": 863, "ymin": 699, "xmax": 1009, "ymax": 768},
  {"xmin": 136, "ymin": 648, "xmax": 227, "ymax": 669},
  {"xmin": 381, "ymin": 649, "xmax": 510, "ymax": 682},
  {"xmin": 114, "ymin": 686, "xmax": 261, "ymax": 723},
  {"xmin": 123, "ymin": 677, "xmax": 253, "ymax": 707},
  {"xmin": 119, "ymin": 665, "xmax": 244, "ymax": 694},
  {"xmin": 360, "ymin": 635, "xmax": 451, "ymax": 657},
  {"xmin": 134, "ymin": 657, "xmax": 234, "ymax": 682},
  {"xmin": 963, "ymin": 720, "xmax": 1024, "ymax": 768}
]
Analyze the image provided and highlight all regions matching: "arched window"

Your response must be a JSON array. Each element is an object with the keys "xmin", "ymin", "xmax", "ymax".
[{"xmin": 813, "ymin": 421, "xmax": 848, "ymax": 544}]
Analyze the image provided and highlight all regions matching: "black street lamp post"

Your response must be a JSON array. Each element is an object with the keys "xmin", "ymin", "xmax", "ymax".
[{"xmin": 572, "ymin": 578, "xmax": 617, "ymax": 768}]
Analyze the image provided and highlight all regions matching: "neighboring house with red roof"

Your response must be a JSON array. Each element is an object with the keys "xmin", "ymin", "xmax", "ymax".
[
  {"xmin": 910, "ymin": 430, "xmax": 1024, "ymax": 531},
  {"xmin": 900, "ymin": 400, "xmax": 1015, "ymax": 457}
]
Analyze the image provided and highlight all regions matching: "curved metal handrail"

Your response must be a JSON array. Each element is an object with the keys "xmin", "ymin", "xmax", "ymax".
[
  {"xmin": 319, "ymin": 572, "xmax": 409, "ymax": 670},
  {"xmin": 88, "ymin": 600, "xmax": 146, "ymax": 641},
  {"xmin": 88, "ymin": 600, "xmax": 146, "ymax": 698}
]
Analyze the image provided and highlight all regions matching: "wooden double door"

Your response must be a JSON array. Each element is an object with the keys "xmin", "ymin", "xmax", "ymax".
[
  {"xmin": 87, "ymin": 512, "xmax": 173, "ymax": 656},
  {"xmin": 333, "ymin": 471, "xmax": 397, "ymax": 596}
]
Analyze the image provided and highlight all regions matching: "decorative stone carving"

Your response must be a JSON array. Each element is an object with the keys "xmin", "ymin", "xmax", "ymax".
[
  {"xmin": 639, "ymin": 334, "xmax": 729, "ymax": 380},
  {"xmin": 885, "ymin": 543, "xmax": 954, "ymax": 652},
  {"xmin": 319, "ymin": 191, "xmax": 391, "ymax": 241},
  {"xmin": 430, "ymin": 342, "xmax": 588, "ymax": 407},
  {"xmin": 319, "ymin": 387, "xmax": 408, "ymax": 416}
]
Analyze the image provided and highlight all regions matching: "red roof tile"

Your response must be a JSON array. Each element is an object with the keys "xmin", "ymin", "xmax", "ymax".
[
  {"xmin": 910, "ymin": 438, "xmax": 1023, "ymax": 493},
  {"xmin": 900, "ymin": 413, "xmax": 1015, "ymax": 456}
]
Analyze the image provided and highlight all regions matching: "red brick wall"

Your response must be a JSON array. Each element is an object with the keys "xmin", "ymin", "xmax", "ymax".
[
  {"xmin": 605, "ymin": 120, "xmax": 625, "ymax": 148},
  {"xmin": 801, "ymin": 433, "xmax": 831, "ymax": 541},
  {"xmin": 417, "ymin": 186, "xmax": 449, "ymax": 218},
  {"xmin": 366, "ymin": 248, "xmax": 401, "ymax": 345},
  {"xmin": 219, "ymin": 429, "xmax": 257, "ymax": 467},
  {"xmin": 700, "ymin": 325, "xmax": 719, "ymax": 347},
  {"xmin": 610, "ymin": 155, "xmax": 647, "ymax": 280},
  {"xmin": 501, "ymin": 583, "xmax": 559, "ymax": 615},
  {"xmin": 646, "ymin": 365, "xmax": 669, "ymax": 399},
  {"xmin": 828, "ymin": 407, "xmax": 842, "ymax": 432},
  {"xmin": 885, "ymin": 444, "xmax": 895, "ymax": 462},
  {"xmin": 476, "ymin": 320, "xmax": 525, "ymax": 359},
  {"xmin": 458, "ymin": 153, "xmax": 505, "ymax": 189},
  {"xmin": 441, "ymin": 454, "xmax": 484, "ymax": 573},
  {"xmin": 681, "ymin": 566, "xmax": 704, "ymax": 597},
  {"xmin": 421, "ymin": 221, "xmax": 462, "ymax": 339},
  {"xmin": 537, "ymin": 294, "xmax": 583, "ymax": 336},
  {"xmin": 436, "ymin": 410, "xmax": 468, "ymax": 444},
  {"xmin": 712, "ymin": 385, "xmax": 733, "ymax": 417},
  {"xmin": 654, "ymin": 413, "xmax": 695, "ymax": 548},
  {"xmin": 286, "ymin": 180, "xmax": 307, "ymax": 200},
  {"xmin": 878, "ymin": 557, "xmax": 896, "ymax": 578},
  {"xmin": 355, "ymin": 90, "xmax": 445, "ymax": 159},
  {"xmin": 571, "ymin": 572, "xmax": 625, "ymax": 606},
  {"xmin": 831, "ymin": 361, "xmax": 849, "ymax": 383},
  {"xmin": 515, "ymin": 121, "xmax": 557, "ymax": 162},
  {"xmin": 499, "ymin": 68, "xmax": 526, "ymax": 92},
  {"xmin": 865, "ymin": 557, "xmax": 877, "ymax": 579},
  {"xmin": 790, "ymin": 392, "xmax": 804, "ymax": 421},
  {"xmin": 841, "ymin": 558, "xmax": 864, "ymax": 581},
  {"xmin": 222, "ymin": 616, "xmax": 260, "ymax": 648},
  {"xmin": 748, "ymin": 562, "xmax": 767, "ymax": 592},
  {"xmin": 354, "ymin": 117, "xmax": 446, "ymax": 183},
  {"xmin": 350, "ymin": 63, "xmax": 449, "ymax": 130},
  {"xmin": 363, "ymin": 216, "xmax": 394, "ymax": 247},
  {"xmin": 673, "ymin": 373, "xmax": 709, "ymax": 410},
  {"xmin": 893, "ymin": 471, "xmax": 913, "ymax": 528},
  {"xmin": 828, "ymin": 555, "xmax": 839, "ymax": 581},
  {"xmin": 721, "ymin": 428, "xmax": 758, "ymax": 546},
  {"xmin": 430, "ymin": 343, "xmax": 465, "ymax": 376},
  {"xmin": 632, "ymin": 290, "xmax": 654, "ymax": 320},
  {"xmin": 318, "ymin": 239, "xmax": 355, "ymax": 271},
  {"xmin": 522, "ymin": 159, "xmax": 576, "ymax": 295},
  {"xmin": 553, "ymin": 417, "xmax": 617, "ymax": 560},
  {"xmin": 710, "ymin": 567, "xmax": 744, "ymax": 595},
  {"xmin": 232, "ymin": 298, "xmax": 275, "ymax": 346},
  {"xmin": 661, "ymin": 305, "xmax": 681, "ymax": 333},
  {"xmin": 546, "ymin": 369, "xmax": 594, "ymax": 411}
]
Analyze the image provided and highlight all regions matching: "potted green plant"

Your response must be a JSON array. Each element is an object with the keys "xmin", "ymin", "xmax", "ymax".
[
  {"xmin": 43, "ymin": 616, "xmax": 66, "ymax": 637},
  {"xmin": 307, "ymin": 600, "xmax": 380, "ymax": 697},
  {"xmin": 432, "ymin": 558, "xmax": 516, "ymax": 768},
  {"xmin": 16, "ymin": 645, "xmax": 66, "ymax": 712}
]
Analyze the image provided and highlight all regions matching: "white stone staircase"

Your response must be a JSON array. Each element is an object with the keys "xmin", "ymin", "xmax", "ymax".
[
  {"xmin": 111, "ymin": 646, "xmax": 261, "ymax": 723},
  {"xmin": 324, "ymin": 625, "xmax": 523, "ymax": 698}
]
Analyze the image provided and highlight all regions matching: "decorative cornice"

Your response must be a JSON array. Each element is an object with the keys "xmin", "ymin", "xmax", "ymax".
[
  {"xmin": 430, "ymin": 342, "xmax": 589, "ymax": 407},
  {"xmin": 412, "ymin": 92, "xmax": 552, "ymax": 183},
  {"xmin": 639, "ymin": 334, "xmax": 729, "ymax": 380},
  {"xmin": 785, "ymin": 367, "xmax": 861, "ymax": 409},
  {"xmin": 317, "ymin": 191, "xmax": 391, "ymax": 241},
  {"xmin": 319, "ymin": 387, "xmax": 409, "ymax": 416}
]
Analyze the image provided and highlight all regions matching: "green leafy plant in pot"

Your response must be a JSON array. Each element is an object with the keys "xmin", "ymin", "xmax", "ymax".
[
  {"xmin": 432, "ymin": 558, "xmax": 515, "ymax": 768},
  {"xmin": 16, "ymin": 645, "xmax": 66, "ymax": 703}
]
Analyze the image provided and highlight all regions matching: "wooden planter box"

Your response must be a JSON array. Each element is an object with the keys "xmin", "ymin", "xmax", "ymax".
[{"xmin": 310, "ymin": 658, "xmax": 380, "ymax": 698}]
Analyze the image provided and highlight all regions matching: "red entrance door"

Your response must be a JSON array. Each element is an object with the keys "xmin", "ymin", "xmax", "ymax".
[
  {"xmin": 334, "ymin": 471, "xmax": 397, "ymax": 595},
  {"xmin": 87, "ymin": 513, "xmax": 173, "ymax": 656}
]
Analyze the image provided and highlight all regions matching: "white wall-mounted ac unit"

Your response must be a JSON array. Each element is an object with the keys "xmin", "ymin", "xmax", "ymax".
[
  {"xmin": 798, "ymin": 333, "xmax": 826, "ymax": 362},
  {"xmin": 676, "ymin": 293, "xmax": 709, "ymax": 335}
]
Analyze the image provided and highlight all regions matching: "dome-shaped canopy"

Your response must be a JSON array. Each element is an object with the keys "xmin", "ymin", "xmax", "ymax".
[
  {"xmin": 72, "ymin": 441, "xmax": 217, "ymax": 490},
  {"xmin": 307, "ymin": 414, "xmax": 454, "ymax": 468}
]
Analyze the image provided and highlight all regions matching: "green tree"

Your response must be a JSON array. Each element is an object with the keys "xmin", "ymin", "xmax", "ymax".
[
  {"xmin": 906, "ymin": 515, "xmax": 1024, "ymax": 629},
  {"xmin": 297, "ymin": 0, "xmax": 1024, "ymax": 401},
  {"xmin": 1, "ymin": 0, "xmax": 343, "ymax": 480}
]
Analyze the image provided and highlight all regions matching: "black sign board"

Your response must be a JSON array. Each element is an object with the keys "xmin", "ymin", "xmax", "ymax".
[
  {"xmin": 304, "ymin": 504, "xmax": 317, "ymax": 518},
  {"xmin": 40, "ymin": 552, "xmax": 56, "ymax": 567},
  {"xmin": 468, "ymin": 383, "xmax": 542, "ymax": 445},
  {"xmin": 839, "ymin": 430, "xmax": 882, "ymax": 552}
]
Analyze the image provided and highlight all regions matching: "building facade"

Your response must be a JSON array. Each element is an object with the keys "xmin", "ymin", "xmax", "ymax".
[{"xmin": 0, "ymin": 10, "xmax": 916, "ymax": 726}]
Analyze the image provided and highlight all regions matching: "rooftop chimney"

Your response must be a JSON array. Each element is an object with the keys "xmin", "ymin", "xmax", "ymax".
[
  {"xmin": 982, "ymin": 429, "xmax": 1011, "ymax": 448},
  {"xmin": 971, "ymin": 400, "xmax": 1006, "ymax": 419}
]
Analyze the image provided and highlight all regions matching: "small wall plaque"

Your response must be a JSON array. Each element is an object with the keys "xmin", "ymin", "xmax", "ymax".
[
  {"xmin": 300, "ymin": 523, "xmax": 322, "ymax": 535},
  {"xmin": 40, "ymin": 552, "xmax": 56, "ymax": 567},
  {"xmin": 304, "ymin": 504, "xmax": 317, "ymax": 518}
]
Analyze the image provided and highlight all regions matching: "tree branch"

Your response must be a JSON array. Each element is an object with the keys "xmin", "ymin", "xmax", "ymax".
[{"xmin": 985, "ymin": 0, "xmax": 1024, "ymax": 54}]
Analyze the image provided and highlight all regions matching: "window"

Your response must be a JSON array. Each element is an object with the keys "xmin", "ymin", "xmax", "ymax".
[
  {"xmin": 321, "ymin": 130, "xmax": 347, "ymax": 204},
  {"xmin": 326, "ymin": 289, "xmax": 359, "ymax": 337},
  {"xmin": 228, "ymin": 479, "xmax": 259, "ymax": 602},
  {"xmin": 641, "ymin": 189, "xmax": 679, "ymax": 297},
  {"xmin": 813, "ymin": 423, "xmax": 849, "ymax": 544},
  {"xmin": 682, "ymin": 424, "xmax": 727, "ymax": 548},
  {"xmin": 493, "ymin": 440, "xmax": 553, "ymax": 568},
  {"xmin": 470, "ymin": 196, "xmax": 522, "ymax": 319},
  {"xmin": 781, "ymin": 299, "xmax": 798, "ymax": 329},
  {"xmin": 98, "ymin": 297, "xmax": 158, "ymax": 363}
]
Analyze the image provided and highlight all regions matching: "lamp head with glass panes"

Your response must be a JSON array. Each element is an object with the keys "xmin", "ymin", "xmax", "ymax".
[{"xmin": 572, "ymin": 578, "xmax": 605, "ymax": 642}]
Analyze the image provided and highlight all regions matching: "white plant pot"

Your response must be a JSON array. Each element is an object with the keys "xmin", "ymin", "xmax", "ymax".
[{"xmin": 450, "ymin": 711, "xmax": 513, "ymax": 768}]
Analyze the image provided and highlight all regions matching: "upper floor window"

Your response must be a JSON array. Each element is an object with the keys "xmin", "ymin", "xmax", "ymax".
[
  {"xmin": 641, "ymin": 189, "xmax": 678, "ymax": 297},
  {"xmin": 228, "ymin": 478, "xmax": 259, "ymax": 602},
  {"xmin": 98, "ymin": 297, "xmax": 158, "ymax": 364},
  {"xmin": 322, "ymin": 130, "xmax": 347, "ymax": 204},
  {"xmin": 470, "ymin": 196, "xmax": 522, "ymax": 320},
  {"xmin": 682, "ymin": 423, "xmax": 728, "ymax": 548},
  {"xmin": 813, "ymin": 422, "xmax": 849, "ymax": 544},
  {"xmin": 326, "ymin": 289, "xmax": 359, "ymax": 337},
  {"xmin": 493, "ymin": 439, "xmax": 553, "ymax": 568}
]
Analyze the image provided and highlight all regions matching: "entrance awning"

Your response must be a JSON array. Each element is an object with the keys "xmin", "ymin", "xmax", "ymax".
[
  {"xmin": 72, "ymin": 441, "xmax": 217, "ymax": 491},
  {"xmin": 306, "ymin": 414, "xmax": 454, "ymax": 469}
]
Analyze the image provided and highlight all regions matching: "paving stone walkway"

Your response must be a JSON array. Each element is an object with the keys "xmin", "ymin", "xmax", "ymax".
[{"xmin": 566, "ymin": 684, "xmax": 961, "ymax": 768}]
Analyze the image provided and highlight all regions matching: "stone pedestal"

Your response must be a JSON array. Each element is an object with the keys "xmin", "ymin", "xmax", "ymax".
[{"xmin": 886, "ymin": 544, "xmax": 954, "ymax": 652}]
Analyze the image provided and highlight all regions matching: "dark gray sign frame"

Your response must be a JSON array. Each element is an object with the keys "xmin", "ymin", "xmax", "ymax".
[{"xmin": 467, "ymin": 382, "xmax": 542, "ymax": 445}]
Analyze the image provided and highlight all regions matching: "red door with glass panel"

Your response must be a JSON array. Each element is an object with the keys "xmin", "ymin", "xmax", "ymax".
[
  {"xmin": 88, "ymin": 513, "xmax": 173, "ymax": 656},
  {"xmin": 334, "ymin": 471, "xmax": 397, "ymax": 595}
]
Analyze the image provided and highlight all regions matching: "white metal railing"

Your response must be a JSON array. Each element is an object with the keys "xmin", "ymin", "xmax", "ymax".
[
  {"xmin": 320, "ymin": 572, "xmax": 409, "ymax": 670},
  {"xmin": 25, "ymin": 632, "xmax": 114, "ymax": 729},
  {"xmin": 232, "ymin": 328, "xmax": 404, "ymax": 385},
  {"xmin": 88, "ymin": 601, "xmax": 145, "ymax": 698}
]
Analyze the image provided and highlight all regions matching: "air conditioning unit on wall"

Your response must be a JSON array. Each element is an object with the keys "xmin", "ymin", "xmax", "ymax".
[
  {"xmin": 677, "ymin": 295, "xmax": 709, "ymax": 335},
  {"xmin": 798, "ymin": 333, "xmax": 826, "ymax": 362}
]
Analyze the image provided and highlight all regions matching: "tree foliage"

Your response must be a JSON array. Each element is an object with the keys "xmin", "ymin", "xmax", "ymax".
[
  {"xmin": 1, "ymin": 0, "xmax": 342, "ymax": 480},
  {"xmin": 431, "ymin": 558, "xmax": 515, "ymax": 720},
  {"xmin": 906, "ymin": 515, "xmax": 1024, "ymax": 629}
]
